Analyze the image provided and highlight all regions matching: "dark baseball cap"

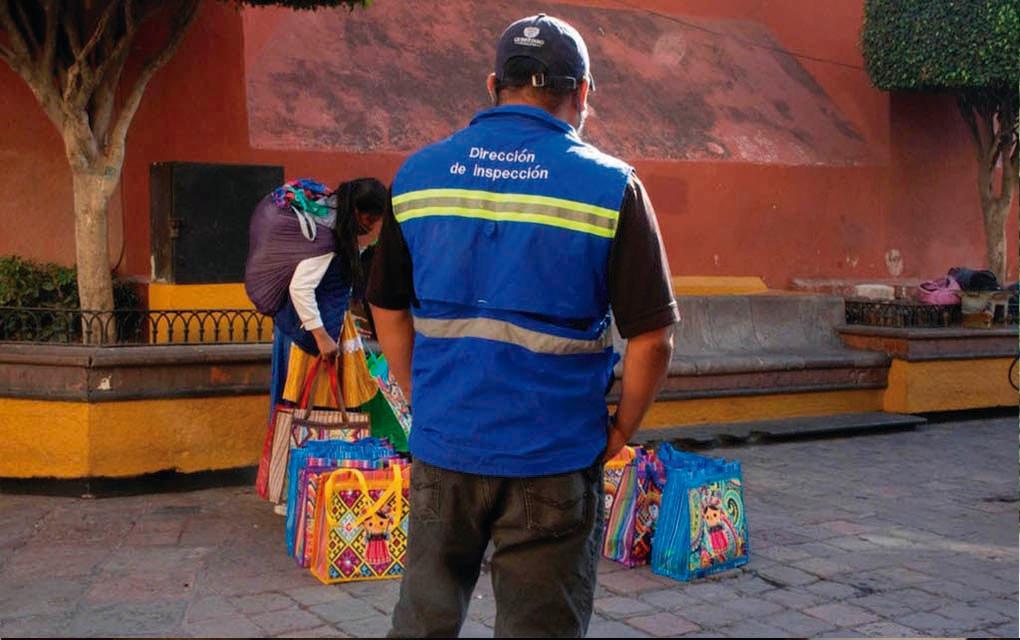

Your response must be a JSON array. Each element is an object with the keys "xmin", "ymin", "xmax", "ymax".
[{"xmin": 494, "ymin": 14, "xmax": 594, "ymax": 92}]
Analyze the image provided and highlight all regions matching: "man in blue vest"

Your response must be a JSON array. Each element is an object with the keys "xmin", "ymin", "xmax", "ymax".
[{"xmin": 369, "ymin": 13, "xmax": 678, "ymax": 638}]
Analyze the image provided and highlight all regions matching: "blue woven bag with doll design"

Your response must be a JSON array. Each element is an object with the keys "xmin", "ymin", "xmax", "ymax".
[{"xmin": 651, "ymin": 443, "xmax": 749, "ymax": 581}]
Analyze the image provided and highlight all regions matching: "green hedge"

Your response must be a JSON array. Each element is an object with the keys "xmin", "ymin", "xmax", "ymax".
[
  {"xmin": 0, "ymin": 256, "xmax": 138, "ymax": 309},
  {"xmin": 862, "ymin": 0, "xmax": 1020, "ymax": 92}
]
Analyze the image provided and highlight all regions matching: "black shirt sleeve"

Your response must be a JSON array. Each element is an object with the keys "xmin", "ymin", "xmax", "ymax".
[
  {"xmin": 608, "ymin": 174, "xmax": 680, "ymax": 339},
  {"xmin": 366, "ymin": 197, "xmax": 416, "ymax": 310}
]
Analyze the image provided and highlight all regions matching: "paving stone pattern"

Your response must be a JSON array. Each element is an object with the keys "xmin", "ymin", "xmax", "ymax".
[{"xmin": 0, "ymin": 417, "xmax": 1016, "ymax": 637}]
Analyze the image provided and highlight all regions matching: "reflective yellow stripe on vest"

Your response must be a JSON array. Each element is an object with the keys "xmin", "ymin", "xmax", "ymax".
[
  {"xmin": 393, "ymin": 188, "xmax": 619, "ymax": 239},
  {"xmin": 413, "ymin": 316, "xmax": 611, "ymax": 355}
]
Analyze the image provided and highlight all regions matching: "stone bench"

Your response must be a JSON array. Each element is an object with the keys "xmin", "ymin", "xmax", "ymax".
[{"xmin": 610, "ymin": 293, "xmax": 891, "ymax": 400}]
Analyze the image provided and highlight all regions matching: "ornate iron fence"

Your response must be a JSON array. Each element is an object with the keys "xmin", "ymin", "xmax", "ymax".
[
  {"xmin": 845, "ymin": 298, "xmax": 1018, "ymax": 328},
  {"xmin": 843, "ymin": 299, "xmax": 963, "ymax": 328},
  {"xmin": 0, "ymin": 307, "xmax": 273, "ymax": 345}
]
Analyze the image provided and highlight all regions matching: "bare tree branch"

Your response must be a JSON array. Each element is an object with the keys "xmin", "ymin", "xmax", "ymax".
[
  {"xmin": 61, "ymin": 11, "xmax": 89, "ymax": 103},
  {"xmin": 0, "ymin": 40, "xmax": 17, "ymax": 69},
  {"xmin": 85, "ymin": 0, "xmax": 151, "ymax": 142},
  {"xmin": 78, "ymin": 0, "xmax": 121, "ymax": 65},
  {"xmin": 1002, "ymin": 137, "xmax": 1020, "ymax": 204},
  {"xmin": 981, "ymin": 110, "xmax": 999, "ymax": 169},
  {"xmin": 87, "ymin": 0, "xmax": 159, "ymax": 100},
  {"xmin": 958, "ymin": 98, "xmax": 988, "ymax": 166},
  {"xmin": 22, "ymin": 70, "xmax": 64, "ymax": 130},
  {"xmin": 83, "ymin": 1, "xmax": 149, "ymax": 104},
  {"xmin": 958, "ymin": 96, "xmax": 999, "ymax": 175},
  {"xmin": 63, "ymin": 10, "xmax": 81, "ymax": 57},
  {"xmin": 989, "ymin": 104, "xmax": 1019, "ymax": 174},
  {"xmin": 0, "ymin": 1, "xmax": 62, "ymax": 129},
  {"xmin": 0, "ymin": 1, "xmax": 32, "ymax": 59},
  {"xmin": 12, "ymin": 0, "xmax": 38, "ymax": 55},
  {"xmin": 964, "ymin": 99, "xmax": 999, "ymax": 205},
  {"xmin": 991, "ymin": 136, "xmax": 1010, "ymax": 173},
  {"xmin": 40, "ymin": 0, "xmax": 58, "ymax": 78},
  {"xmin": 92, "ymin": 42, "xmax": 129, "ymax": 143},
  {"xmin": 103, "ymin": 0, "xmax": 200, "ymax": 163},
  {"xmin": 0, "ymin": 50, "xmax": 46, "ymax": 121},
  {"xmin": 957, "ymin": 98, "xmax": 977, "ymax": 133}
]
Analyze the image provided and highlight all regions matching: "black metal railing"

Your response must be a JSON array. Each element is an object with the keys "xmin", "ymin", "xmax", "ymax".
[
  {"xmin": 845, "ymin": 298, "xmax": 1018, "ymax": 328},
  {"xmin": 844, "ymin": 299, "xmax": 963, "ymax": 328},
  {"xmin": 0, "ymin": 307, "xmax": 273, "ymax": 345}
]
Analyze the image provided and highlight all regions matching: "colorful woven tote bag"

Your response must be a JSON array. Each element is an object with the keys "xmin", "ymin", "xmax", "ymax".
[
  {"xmin": 267, "ymin": 359, "xmax": 371, "ymax": 504},
  {"xmin": 309, "ymin": 465, "xmax": 410, "ymax": 584},
  {"xmin": 294, "ymin": 464, "xmax": 333, "ymax": 567},
  {"xmin": 602, "ymin": 446, "xmax": 665, "ymax": 567},
  {"xmin": 291, "ymin": 453, "xmax": 405, "ymax": 566},
  {"xmin": 651, "ymin": 444, "xmax": 749, "ymax": 581},
  {"xmin": 284, "ymin": 438, "xmax": 399, "ymax": 558},
  {"xmin": 282, "ymin": 312, "xmax": 379, "ymax": 408},
  {"xmin": 255, "ymin": 412, "xmax": 277, "ymax": 499}
]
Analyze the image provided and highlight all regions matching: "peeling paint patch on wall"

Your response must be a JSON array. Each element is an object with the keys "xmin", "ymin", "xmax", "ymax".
[
  {"xmin": 244, "ymin": 0, "xmax": 872, "ymax": 165},
  {"xmin": 885, "ymin": 249, "xmax": 904, "ymax": 276}
]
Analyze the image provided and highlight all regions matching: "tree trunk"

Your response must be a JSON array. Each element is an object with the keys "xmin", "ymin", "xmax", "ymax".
[
  {"xmin": 977, "ymin": 141, "xmax": 1018, "ymax": 285},
  {"xmin": 960, "ymin": 96, "xmax": 1018, "ymax": 285},
  {"xmin": 982, "ymin": 195, "xmax": 1011, "ymax": 284},
  {"xmin": 71, "ymin": 167, "xmax": 117, "ymax": 343}
]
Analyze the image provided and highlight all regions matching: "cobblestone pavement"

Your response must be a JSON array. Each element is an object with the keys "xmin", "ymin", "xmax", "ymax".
[{"xmin": 0, "ymin": 417, "xmax": 1017, "ymax": 638}]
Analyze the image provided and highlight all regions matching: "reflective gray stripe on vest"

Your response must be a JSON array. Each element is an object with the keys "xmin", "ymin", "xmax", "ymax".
[{"xmin": 413, "ymin": 316, "xmax": 611, "ymax": 355}]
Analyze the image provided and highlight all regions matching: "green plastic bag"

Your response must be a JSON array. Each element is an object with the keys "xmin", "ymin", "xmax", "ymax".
[
  {"xmin": 361, "ymin": 352, "xmax": 411, "ymax": 452},
  {"xmin": 361, "ymin": 391, "xmax": 408, "ymax": 452}
]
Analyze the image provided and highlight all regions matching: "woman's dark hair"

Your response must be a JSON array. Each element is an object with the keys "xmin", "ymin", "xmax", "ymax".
[{"xmin": 334, "ymin": 177, "xmax": 388, "ymax": 289}]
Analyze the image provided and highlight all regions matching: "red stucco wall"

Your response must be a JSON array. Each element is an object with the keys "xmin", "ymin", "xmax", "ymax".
[{"xmin": 0, "ymin": 0, "xmax": 1016, "ymax": 288}]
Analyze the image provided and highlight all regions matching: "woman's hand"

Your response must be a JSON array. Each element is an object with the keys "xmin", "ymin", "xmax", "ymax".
[
  {"xmin": 351, "ymin": 312, "xmax": 374, "ymax": 340},
  {"xmin": 311, "ymin": 327, "xmax": 339, "ymax": 360}
]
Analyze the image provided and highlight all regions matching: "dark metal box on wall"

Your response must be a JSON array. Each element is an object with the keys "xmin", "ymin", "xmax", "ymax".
[{"xmin": 150, "ymin": 162, "xmax": 283, "ymax": 284}]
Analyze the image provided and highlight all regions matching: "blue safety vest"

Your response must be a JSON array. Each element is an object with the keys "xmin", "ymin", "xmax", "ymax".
[{"xmin": 392, "ymin": 105, "xmax": 633, "ymax": 476}]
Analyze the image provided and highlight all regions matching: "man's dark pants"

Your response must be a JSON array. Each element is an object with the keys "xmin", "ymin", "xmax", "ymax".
[{"xmin": 389, "ymin": 459, "xmax": 605, "ymax": 638}]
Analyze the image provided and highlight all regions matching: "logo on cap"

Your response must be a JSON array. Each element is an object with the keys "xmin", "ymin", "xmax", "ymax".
[{"xmin": 514, "ymin": 24, "xmax": 545, "ymax": 48}]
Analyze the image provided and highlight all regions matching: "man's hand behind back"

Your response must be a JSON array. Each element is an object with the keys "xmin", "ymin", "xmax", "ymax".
[{"xmin": 605, "ymin": 325, "xmax": 674, "ymax": 460}]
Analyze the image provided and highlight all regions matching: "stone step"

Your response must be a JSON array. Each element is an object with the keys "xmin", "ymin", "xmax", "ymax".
[{"xmin": 631, "ymin": 411, "xmax": 926, "ymax": 448}]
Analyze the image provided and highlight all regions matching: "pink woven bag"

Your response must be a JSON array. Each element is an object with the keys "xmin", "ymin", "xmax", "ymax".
[{"xmin": 918, "ymin": 276, "xmax": 962, "ymax": 305}]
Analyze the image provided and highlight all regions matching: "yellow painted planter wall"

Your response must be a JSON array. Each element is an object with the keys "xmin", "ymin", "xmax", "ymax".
[
  {"xmin": 612, "ymin": 388, "xmax": 885, "ymax": 429},
  {"xmin": 0, "ymin": 399, "xmax": 91, "ymax": 477},
  {"xmin": 148, "ymin": 283, "xmax": 254, "ymax": 309},
  {"xmin": 672, "ymin": 276, "xmax": 768, "ymax": 296},
  {"xmin": 883, "ymin": 357, "xmax": 1018, "ymax": 414},
  {"xmin": 147, "ymin": 283, "xmax": 271, "ymax": 343},
  {"xmin": 0, "ymin": 395, "xmax": 268, "ymax": 478}
]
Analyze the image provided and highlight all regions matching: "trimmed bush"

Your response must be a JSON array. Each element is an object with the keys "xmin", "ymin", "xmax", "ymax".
[{"xmin": 0, "ymin": 256, "xmax": 138, "ymax": 309}]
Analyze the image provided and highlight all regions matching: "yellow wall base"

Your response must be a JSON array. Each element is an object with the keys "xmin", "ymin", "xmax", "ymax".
[
  {"xmin": 1, "ymin": 399, "xmax": 91, "ymax": 477},
  {"xmin": 146, "ymin": 283, "xmax": 271, "ymax": 343},
  {"xmin": 672, "ymin": 276, "xmax": 769, "ymax": 296},
  {"xmin": 613, "ymin": 388, "xmax": 885, "ymax": 430},
  {"xmin": 883, "ymin": 357, "xmax": 1018, "ymax": 414},
  {"xmin": 5, "ymin": 358, "xmax": 1013, "ymax": 477},
  {"xmin": 0, "ymin": 395, "xmax": 268, "ymax": 478},
  {"xmin": 147, "ymin": 283, "xmax": 255, "ymax": 310}
]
